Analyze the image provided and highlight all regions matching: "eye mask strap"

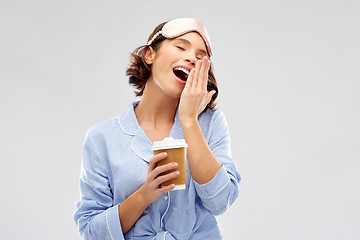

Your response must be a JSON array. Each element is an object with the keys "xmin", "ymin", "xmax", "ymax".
[{"xmin": 147, "ymin": 31, "xmax": 162, "ymax": 46}]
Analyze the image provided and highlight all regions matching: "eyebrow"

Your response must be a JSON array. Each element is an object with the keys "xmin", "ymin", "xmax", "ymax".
[{"xmin": 174, "ymin": 38, "xmax": 208, "ymax": 56}]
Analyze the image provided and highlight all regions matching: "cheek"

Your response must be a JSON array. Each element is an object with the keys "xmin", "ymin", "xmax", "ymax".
[
  {"xmin": 158, "ymin": 48, "xmax": 179, "ymax": 62},
  {"xmin": 154, "ymin": 57, "xmax": 175, "ymax": 74},
  {"xmin": 151, "ymin": 47, "xmax": 180, "ymax": 77}
]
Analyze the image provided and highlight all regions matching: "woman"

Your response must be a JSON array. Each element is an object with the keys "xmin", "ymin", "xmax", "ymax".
[{"xmin": 74, "ymin": 18, "xmax": 241, "ymax": 240}]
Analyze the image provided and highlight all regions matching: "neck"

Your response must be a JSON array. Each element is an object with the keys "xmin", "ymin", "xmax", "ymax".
[{"xmin": 134, "ymin": 77, "xmax": 179, "ymax": 129}]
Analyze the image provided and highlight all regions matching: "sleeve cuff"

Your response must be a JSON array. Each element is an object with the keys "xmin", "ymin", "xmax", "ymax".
[
  {"xmin": 193, "ymin": 166, "xmax": 230, "ymax": 199},
  {"xmin": 106, "ymin": 204, "xmax": 124, "ymax": 240}
]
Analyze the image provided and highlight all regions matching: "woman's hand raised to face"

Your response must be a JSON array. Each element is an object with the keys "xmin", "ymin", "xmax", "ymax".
[
  {"xmin": 178, "ymin": 56, "xmax": 216, "ymax": 126},
  {"xmin": 138, "ymin": 152, "xmax": 179, "ymax": 204}
]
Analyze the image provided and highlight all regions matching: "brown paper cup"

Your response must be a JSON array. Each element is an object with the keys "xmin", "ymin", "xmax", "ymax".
[{"xmin": 152, "ymin": 137, "xmax": 188, "ymax": 190}]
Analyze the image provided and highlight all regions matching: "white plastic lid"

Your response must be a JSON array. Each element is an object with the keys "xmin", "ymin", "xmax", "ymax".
[{"xmin": 152, "ymin": 137, "xmax": 188, "ymax": 151}]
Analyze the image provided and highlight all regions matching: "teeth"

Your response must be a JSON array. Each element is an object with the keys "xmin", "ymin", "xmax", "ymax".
[{"xmin": 174, "ymin": 67, "xmax": 189, "ymax": 75}]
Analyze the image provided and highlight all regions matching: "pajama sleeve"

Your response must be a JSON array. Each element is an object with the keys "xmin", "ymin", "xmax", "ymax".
[
  {"xmin": 194, "ymin": 110, "xmax": 241, "ymax": 215},
  {"xmin": 73, "ymin": 129, "xmax": 124, "ymax": 240}
]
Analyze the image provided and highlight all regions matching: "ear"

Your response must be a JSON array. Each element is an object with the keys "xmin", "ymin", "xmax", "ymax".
[{"xmin": 144, "ymin": 46, "xmax": 156, "ymax": 65}]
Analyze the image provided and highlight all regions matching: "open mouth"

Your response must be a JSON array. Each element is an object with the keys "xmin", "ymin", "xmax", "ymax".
[{"xmin": 173, "ymin": 67, "xmax": 190, "ymax": 82}]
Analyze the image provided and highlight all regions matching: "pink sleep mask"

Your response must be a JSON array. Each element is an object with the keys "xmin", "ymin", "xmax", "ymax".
[{"xmin": 147, "ymin": 18, "xmax": 213, "ymax": 56}]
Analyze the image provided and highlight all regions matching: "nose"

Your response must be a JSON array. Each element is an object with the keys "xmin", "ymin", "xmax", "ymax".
[{"xmin": 185, "ymin": 54, "xmax": 196, "ymax": 66}]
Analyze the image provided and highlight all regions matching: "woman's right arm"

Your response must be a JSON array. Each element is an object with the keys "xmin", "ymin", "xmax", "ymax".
[
  {"xmin": 73, "ymin": 130, "xmax": 178, "ymax": 239},
  {"xmin": 118, "ymin": 152, "xmax": 179, "ymax": 234}
]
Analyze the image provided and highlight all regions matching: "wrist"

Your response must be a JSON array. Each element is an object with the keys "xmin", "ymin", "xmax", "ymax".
[
  {"xmin": 180, "ymin": 117, "xmax": 198, "ymax": 129},
  {"xmin": 135, "ymin": 186, "xmax": 152, "ymax": 206}
]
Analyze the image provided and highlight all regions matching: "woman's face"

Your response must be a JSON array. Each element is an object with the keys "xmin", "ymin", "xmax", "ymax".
[{"xmin": 147, "ymin": 32, "xmax": 208, "ymax": 98}]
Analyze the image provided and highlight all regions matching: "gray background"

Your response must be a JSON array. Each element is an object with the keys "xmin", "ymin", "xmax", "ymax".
[{"xmin": 1, "ymin": 0, "xmax": 359, "ymax": 239}]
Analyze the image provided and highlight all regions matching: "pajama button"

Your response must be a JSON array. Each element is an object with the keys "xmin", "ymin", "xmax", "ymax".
[{"xmin": 164, "ymin": 195, "xmax": 168, "ymax": 200}]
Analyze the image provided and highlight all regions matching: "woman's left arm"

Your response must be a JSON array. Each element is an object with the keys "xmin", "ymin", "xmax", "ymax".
[
  {"xmin": 179, "ymin": 57, "xmax": 240, "ymax": 215},
  {"xmin": 181, "ymin": 117, "xmax": 222, "ymax": 184},
  {"xmin": 179, "ymin": 56, "xmax": 220, "ymax": 184}
]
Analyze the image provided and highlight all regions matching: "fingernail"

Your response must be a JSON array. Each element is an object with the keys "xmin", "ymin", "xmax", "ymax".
[{"xmin": 173, "ymin": 162, "xmax": 178, "ymax": 167}]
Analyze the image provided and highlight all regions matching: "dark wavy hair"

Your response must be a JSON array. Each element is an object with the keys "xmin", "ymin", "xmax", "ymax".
[{"xmin": 126, "ymin": 21, "xmax": 218, "ymax": 110}]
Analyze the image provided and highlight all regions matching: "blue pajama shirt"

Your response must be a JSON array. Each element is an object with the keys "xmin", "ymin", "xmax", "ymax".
[{"xmin": 73, "ymin": 101, "xmax": 241, "ymax": 239}]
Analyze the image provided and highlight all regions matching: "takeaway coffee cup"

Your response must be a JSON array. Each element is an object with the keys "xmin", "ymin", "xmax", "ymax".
[{"xmin": 152, "ymin": 137, "xmax": 188, "ymax": 190}]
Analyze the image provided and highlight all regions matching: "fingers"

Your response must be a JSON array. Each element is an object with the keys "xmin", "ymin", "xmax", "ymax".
[
  {"xmin": 154, "ymin": 170, "xmax": 180, "ymax": 187},
  {"xmin": 185, "ymin": 67, "xmax": 195, "ymax": 88},
  {"xmin": 179, "ymin": 56, "xmax": 212, "ymax": 122},
  {"xmin": 203, "ymin": 58, "xmax": 210, "ymax": 90},
  {"xmin": 205, "ymin": 90, "xmax": 216, "ymax": 106},
  {"xmin": 184, "ymin": 56, "xmax": 210, "ymax": 92},
  {"xmin": 197, "ymin": 57, "xmax": 210, "ymax": 90},
  {"xmin": 141, "ymin": 153, "xmax": 179, "ymax": 204},
  {"xmin": 158, "ymin": 184, "xmax": 176, "ymax": 194},
  {"xmin": 191, "ymin": 59, "xmax": 201, "ymax": 90},
  {"xmin": 149, "ymin": 162, "xmax": 178, "ymax": 180},
  {"xmin": 155, "ymin": 169, "xmax": 179, "ymax": 194},
  {"xmin": 148, "ymin": 152, "xmax": 179, "ymax": 184},
  {"xmin": 187, "ymin": 56, "xmax": 210, "ymax": 91},
  {"xmin": 148, "ymin": 152, "xmax": 167, "ymax": 173}
]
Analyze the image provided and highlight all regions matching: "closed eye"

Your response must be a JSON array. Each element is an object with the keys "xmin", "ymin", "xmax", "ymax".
[
  {"xmin": 196, "ymin": 54, "xmax": 206, "ymax": 60},
  {"xmin": 176, "ymin": 46, "xmax": 185, "ymax": 51}
]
